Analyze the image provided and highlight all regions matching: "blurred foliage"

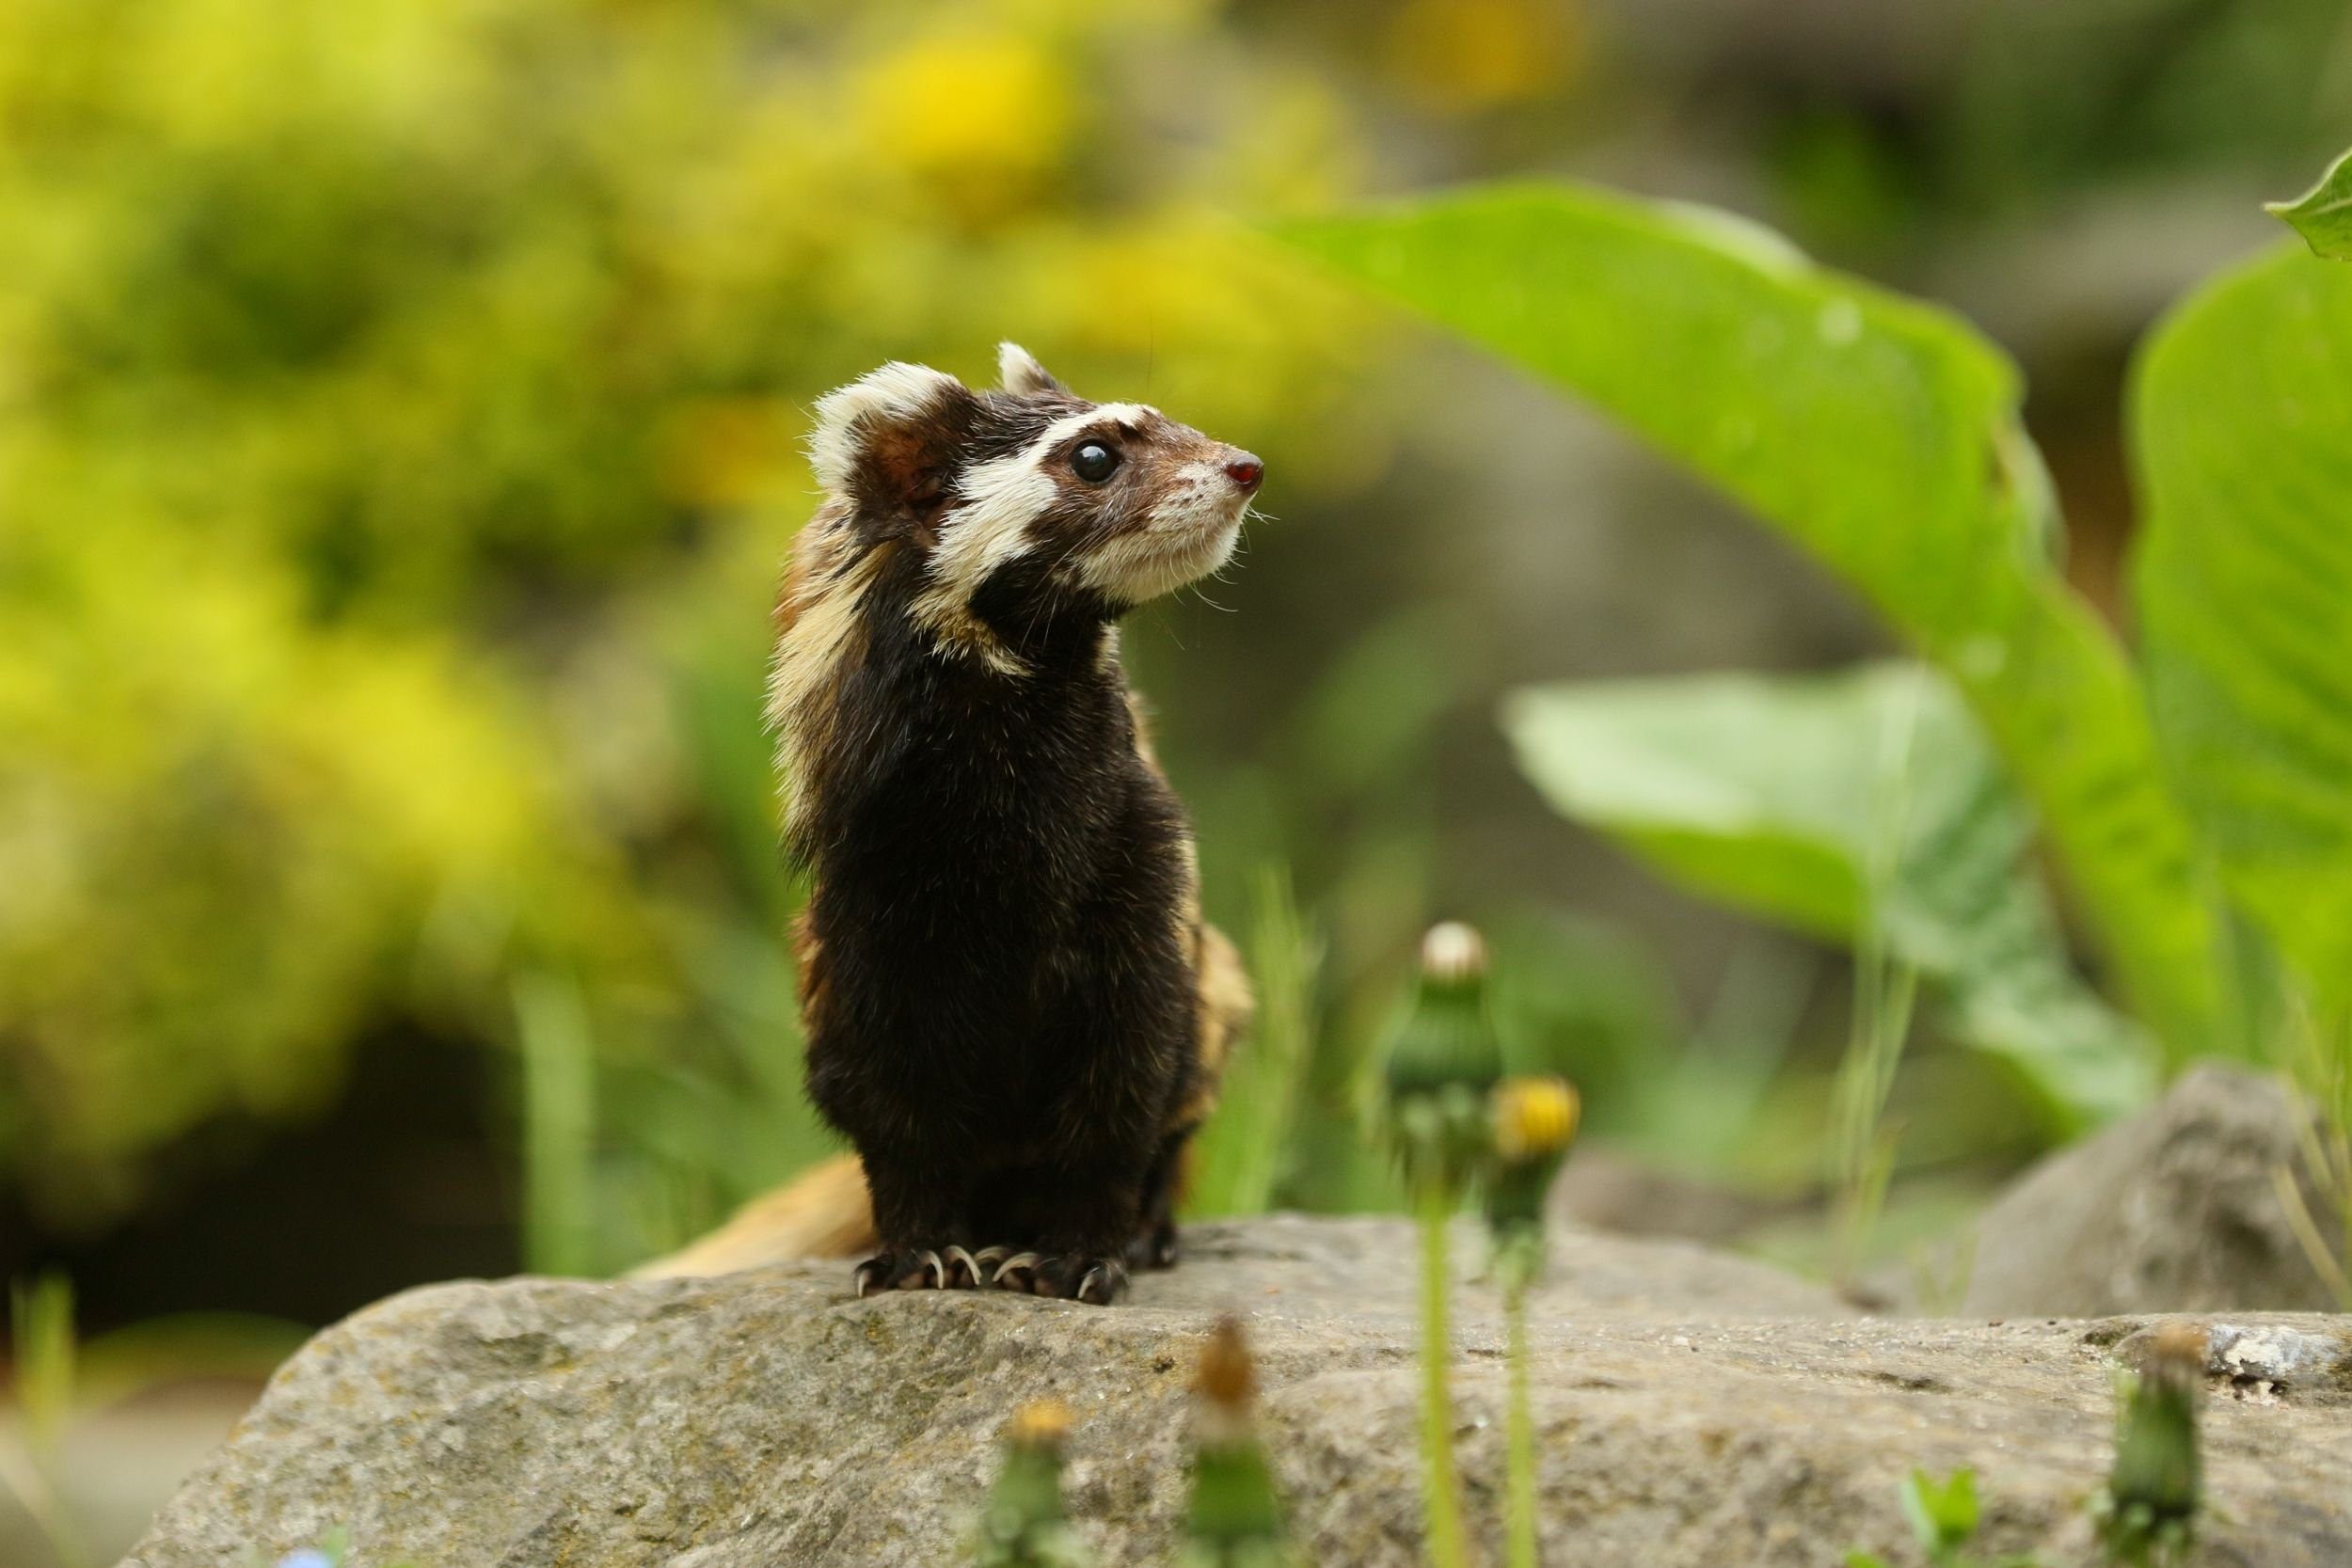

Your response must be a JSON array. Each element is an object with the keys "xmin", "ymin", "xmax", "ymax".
[
  {"xmin": 1507, "ymin": 664, "xmax": 2153, "ymax": 1130},
  {"xmin": 1187, "ymin": 871, "xmax": 1322, "ymax": 1219},
  {"xmin": 4, "ymin": 1274, "xmax": 88, "ymax": 1568},
  {"xmin": 1279, "ymin": 183, "xmax": 2233, "ymax": 1074},
  {"xmin": 1950, "ymin": 0, "xmax": 2352, "ymax": 214},
  {"xmin": 1275, "ymin": 150, "xmax": 2352, "ymax": 1288},
  {"xmin": 0, "ymin": 0, "xmax": 1374, "ymax": 1227}
]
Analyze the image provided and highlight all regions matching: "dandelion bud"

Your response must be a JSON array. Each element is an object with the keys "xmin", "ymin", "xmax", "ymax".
[
  {"xmin": 1382, "ymin": 923, "xmax": 1507, "ymax": 1200},
  {"xmin": 977, "ymin": 1400, "xmax": 1090, "ymax": 1568},
  {"xmin": 2099, "ymin": 1322, "xmax": 2205, "ymax": 1565},
  {"xmin": 1184, "ymin": 1318, "xmax": 1295, "ymax": 1567}
]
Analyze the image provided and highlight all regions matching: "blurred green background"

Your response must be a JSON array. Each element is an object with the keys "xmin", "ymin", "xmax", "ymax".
[{"xmin": 4, "ymin": 0, "xmax": 2351, "ymax": 1552}]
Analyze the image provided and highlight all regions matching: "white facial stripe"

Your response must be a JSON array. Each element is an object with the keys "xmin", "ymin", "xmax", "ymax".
[
  {"xmin": 1020, "ymin": 403, "xmax": 1155, "ymax": 454},
  {"xmin": 914, "ymin": 451, "xmax": 1055, "ymax": 639},
  {"xmin": 907, "ymin": 402, "xmax": 1158, "ymax": 666},
  {"xmin": 805, "ymin": 362, "xmax": 961, "ymax": 492}
]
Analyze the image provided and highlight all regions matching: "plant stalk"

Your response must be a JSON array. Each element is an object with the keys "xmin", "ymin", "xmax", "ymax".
[{"xmin": 1416, "ymin": 1186, "xmax": 1470, "ymax": 1568}]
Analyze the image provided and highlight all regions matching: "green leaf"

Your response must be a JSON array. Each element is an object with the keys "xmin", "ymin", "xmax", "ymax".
[
  {"xmin": 1900, "ymin": 1466, "xmax": 1980, "ymax": 1552},
  {"xmin": 2133, "ymin": 241, "xmax": 2352, "ymax": 1022},
  {"xmin": 8, "ymin": 1271, "xmax": 77, "ymax": 1457},
  {"xmin": 2265, "ymin": 148, "xmax": 2352, "ymax": 261},
  {"xmin": 1503, "ymin": 663, "xmax": 2155, "ymax": 1125},
  {"xmin": 1274, "ymin": 182, "xmax": 2231, "ymax": 1064}
]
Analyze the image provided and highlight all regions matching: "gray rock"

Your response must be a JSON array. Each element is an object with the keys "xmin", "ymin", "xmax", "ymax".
[
  {"xmin": 2112, "ymin": 1317, "xmax": 2352, "ymax": 1403},
  {"xmin": 1950, "ymin": 1063, "xmax": 2342, "ymax": 1317},
  {"xmin": 1549, "ymin": 1145, "xmax": 1808, "ymax": 1247},
  {"xmin": 124, "ymin": 1215, "xmax": 2352, "ymax": 1568}
]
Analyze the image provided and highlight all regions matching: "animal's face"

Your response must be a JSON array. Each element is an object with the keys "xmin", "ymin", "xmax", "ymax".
[{"xmin": 806, "ymin": 344, "xmax": 1263, "ymax": 656}]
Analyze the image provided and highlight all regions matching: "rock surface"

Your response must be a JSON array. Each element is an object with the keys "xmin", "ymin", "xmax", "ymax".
[
  {"xmin": 126, "ymin": 1215, "xmax": 2352, "ymax": 1568},
  {"xmin": 1948, "ymin": 1063, "xmax": 2341, "ymax": 1317}
]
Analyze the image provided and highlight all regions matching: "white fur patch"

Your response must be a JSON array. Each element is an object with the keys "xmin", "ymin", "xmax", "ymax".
[
  {"xmin": 913, "ymin": 451, "xmax": 1056, "ymax": 674},
  {"xmin": 805, "ymin": 362, "xmax": 961, "ymax": 493},
  {"xmin": 1089, "ymin": 402, "xmax": 1156, "ymax": 431},
  {"xmin": 770, "ymin": 539, "xmax": 883, "ymax": 837},
  {"xmin": 910, "ymin": 403, "xmax": 1157, "ymax": 671}
]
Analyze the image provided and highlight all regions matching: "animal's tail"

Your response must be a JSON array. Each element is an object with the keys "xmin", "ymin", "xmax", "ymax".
[{"xmin": 632, "ymin": 1152, "xmax": 876, "ymax": 1278}]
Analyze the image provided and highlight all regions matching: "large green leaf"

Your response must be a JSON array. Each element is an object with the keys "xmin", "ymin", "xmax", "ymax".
[
  {"xmin": 1275, "ymin": 182, "xmax": 2229, "ymax": 1062},
  {"xmin": 2267, "ymin": 149, "xmax": 2352, "ymax": 261},
  {"xmin": 1504, "ymin": 663, "xmax": 2155, "ymax": 1125},
  {"xmin": 2134, "ymin": 240, "xmax": 2352, "ymax": 1022}
]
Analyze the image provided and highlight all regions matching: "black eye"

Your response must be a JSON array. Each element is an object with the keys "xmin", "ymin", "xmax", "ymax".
[{"xmin": 1071, "ymin": 441, "xmax": 1120, "ymax": 483}]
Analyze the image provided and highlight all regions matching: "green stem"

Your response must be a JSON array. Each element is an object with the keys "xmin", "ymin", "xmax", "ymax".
[
  {"xmin": 1417, "ymin": 1186, "xmax": 1470, "ymax": 1568},
  {"xmin": 1504, "ymin": 1280, "xmax": 1536, "ymax": 1568}
]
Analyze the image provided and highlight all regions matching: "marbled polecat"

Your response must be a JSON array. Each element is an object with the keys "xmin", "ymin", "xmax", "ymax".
[{"xmin": 645, "ymin": 344, "xmax": 1260, "ymax": 1304}]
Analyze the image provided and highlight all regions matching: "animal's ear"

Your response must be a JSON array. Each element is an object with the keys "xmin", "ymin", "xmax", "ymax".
[
  {"xmin": 996, "ymin": 341, "xmax": 1068, "ymax": 398},
  {"xmin": 808, "ymin": 362, "xmax": 981, "ymax": 535}
]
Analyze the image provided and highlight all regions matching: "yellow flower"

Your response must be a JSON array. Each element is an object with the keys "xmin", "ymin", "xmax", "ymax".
[
  {"xmin": 1491, "ymin": 1075, "xmax": 1579, "ymax": 1165},
  {"xmin": 1007, "ymin": 1399, "xmax": 1074, "ymax": 1449},
  {"xmin": 857, "ymin": 33, "xmax": 1073, "ymax": 219}
]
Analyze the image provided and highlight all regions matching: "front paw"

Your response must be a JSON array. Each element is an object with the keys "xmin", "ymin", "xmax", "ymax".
[
  {"xmin": 1127, "ymin": 1219, "xmax": 1179, "ymax": 1271},
  {"xmin": 850, "ymin": 1248, "xmax": 949, "ymax": 1295},
  {"xmin": 989, "ymin": 1251, "xmax": 1130, "ymax": 1305}
]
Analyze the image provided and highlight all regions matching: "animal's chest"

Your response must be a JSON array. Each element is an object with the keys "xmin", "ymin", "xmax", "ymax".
[{"xmin": 821, "ymin": 660, "xmax": 1135, "ymax": 949}]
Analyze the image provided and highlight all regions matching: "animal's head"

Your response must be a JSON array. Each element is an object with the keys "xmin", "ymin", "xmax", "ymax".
[{"xmin": 804, "ymin": 344, "xmax": 1263, "ymax": 658}]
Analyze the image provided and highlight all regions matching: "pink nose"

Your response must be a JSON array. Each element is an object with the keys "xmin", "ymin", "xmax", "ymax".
[{"xmin": 1224, "ymin": 454, "xmax": 1264, "ymax": 491}]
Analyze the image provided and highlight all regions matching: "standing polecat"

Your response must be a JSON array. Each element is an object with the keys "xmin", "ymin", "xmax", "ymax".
[{"xmin": 644, "ymin": 344, "xmax": 1258, "ymax": 1304}]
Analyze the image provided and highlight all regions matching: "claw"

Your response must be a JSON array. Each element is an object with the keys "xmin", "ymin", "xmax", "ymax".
[
  {"xmin": 948, "ymin": 1246, "xmax": 1012, "ymax": 1289},
  {"xmin": 992, "ymin": 1251, "xmax": 1041, "ymax": 1289},
  {"xmin": 851, "ymin": 1259, "xmax": 890, "ymax": 1299},
  {"xmin": 897, "ymin": 1249, "xmax": 945, "ymax": 1291},
  {"xmin": 1075, "ymin": 1260, "xmax": 1130, "ymax": 1304}
]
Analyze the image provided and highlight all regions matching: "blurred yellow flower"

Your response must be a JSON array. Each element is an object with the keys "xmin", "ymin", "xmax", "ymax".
[
  {"xmin": 857, "ymin": 33, "xmax": 1075, "ymax": 220},
  {"xmin": 1007, "ymin": 1399, "xmax": 1075, "ymax": 1447},
  {"xmin": 0, "ymin": 0, "xmax": 1377, "ymax": 1227},
  {"xmin": 1384, "ymin": 0, "xmax": 1581, "ymax": 112},
  {"xmin": 659, "ymin": 397, "xmax": 802, "ymax": 510},
  {"xmin": 1491, "ymin": 1074, "xmax": 1580, "ymax": 1164}
]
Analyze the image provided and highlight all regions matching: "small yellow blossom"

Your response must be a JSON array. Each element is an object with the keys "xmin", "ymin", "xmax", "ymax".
[
  {"xmin": 1491, "ymin": 1075, "xmax": 1580, "ymax": 1165},
  {"xmin": 1008, "ymin": 1399, "xmax": 1075, "ymax": 1448},
  {"xmin": 857, "ymin": 33, "xmax": 1073, "ymax": 217}
]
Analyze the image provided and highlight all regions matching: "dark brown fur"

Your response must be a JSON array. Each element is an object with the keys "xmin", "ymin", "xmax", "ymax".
[{"xmin": 653, "ymin": 348, "xmax": 1261, "ymax": 1300}]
